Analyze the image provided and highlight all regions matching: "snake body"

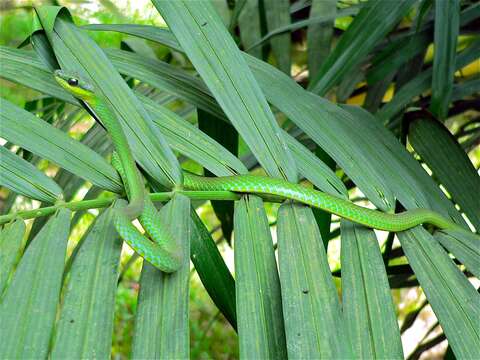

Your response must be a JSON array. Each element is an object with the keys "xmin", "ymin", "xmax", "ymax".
[
  {"xmin": 54, "ymin": 70, "xmax": 471, "ymax": 272},
  {"xmin": 183, "ymin": 174, "xmax": 460, "ymax": 232}
]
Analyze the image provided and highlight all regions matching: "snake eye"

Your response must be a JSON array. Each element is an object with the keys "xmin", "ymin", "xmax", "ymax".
[{"xmin": 68, "ymin": 78, "xmax": 79, "ymax": 86}]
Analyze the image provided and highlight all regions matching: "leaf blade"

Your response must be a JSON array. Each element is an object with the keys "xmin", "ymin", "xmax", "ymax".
[
  {"xmin": 0, "ymin": 219, "xmax": 26, "ymax": 295},
  {"xmin": 0, "ymin": 146, "xmax": 63, "ymax": 203},
  {"xmin": 341, "ymin": 221, "xmax": 403, "ymax": 359},
  {"xmin": 50, "ymin": 203, "xmax": 124, "ymax": 358},
  {"xmin": 153, "ymin": 0, "xmax": 297, "ymax": 182},
  {"xmin": 0, "ymin": 209, "xmax": 70, "ymax": 359},
  {"xmin": 234, "ymin": 195, "xmax": 287, "ymax": 358},
  {"xmin": 430, "ymin": 0, "xmax": 460, "ymax": 119},
  {"xmin": 277, "ymin": 203, "xmax": 351, "ymax": 358},
  {"xmin": 132, "ymin": 194, "xmax": 191, "ymax": 359},
  {"xmin": 398, "ymin": 228, "xmax": 480, "ymax": 359},
  {"xmin": 0, "ymin": 98, "xmax": 122, "ymax": 193},
  {"xmin": 409, "ymin": 118, "xmax": 480, "ymax": 229}
]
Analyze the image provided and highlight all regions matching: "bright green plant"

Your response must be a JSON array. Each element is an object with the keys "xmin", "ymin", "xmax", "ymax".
[{"xmin": 0, "ymin": 0, "xmax": 479, "ymax": 359}]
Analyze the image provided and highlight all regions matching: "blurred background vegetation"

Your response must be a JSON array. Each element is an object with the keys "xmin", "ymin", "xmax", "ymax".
[{"xmin": 1, "ymin": 0, "xmax": 478, "ymax": 359}]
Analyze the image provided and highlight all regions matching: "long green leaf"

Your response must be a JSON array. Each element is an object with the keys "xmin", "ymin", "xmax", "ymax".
[
  {"xmin": 105, "ymin": 48, "xmax": 224, "ymax": 119},
  {"xmin": 282, "ymin": 130, "xmax": 347, "ymax": 197},
  {"xmin": 430, "ymin": 0, "xmax": 460, "ymax": 119},
  {"xmin": 309, "ymin": 0, "xmax": 416, "ymax": 95},
  {"xmin": 451, "ymin": 77, "xmax": 480, "ymax": 102},
  {"xmin": 434, "ymin": 229, "xmax": 480, "ymax": 279},
  {"xmin": 238, "ymin": 0, "xmax": 263, "ymax": 58},
  {"xmin": 0, "ymin": 146, "xmax": 63, "ymax": 203},
  {"xmin": 263, "ymin": 0, "xmax": 291, "ymax": 74},
  {"xmin": 367, "ymin": 29, "xmax": 432, "ymax": 84},
  {"xmin": 132, "ymin": 194, "xmax": 190, "ymax": 359},
  {"xmin": 277, "ymin": 203, "xmax": 350, "ymax": 358},
  {"xmin": 0, "ymin": 98, "xmax": 122, "ymax": 193},
  {"xmin": 307, "ymin": 0, "xmax": 336, "ymax": 80},
  {"xmin": 198, "ymin": 108, "xmax": 238, "ymax": 241},
  {"xmin": 0, "ymin": 46, "xmax": 76, "ymax": 104},
  {"xmin": 83, "ymin": 24, "xmax": 182, "ymax": 52},
  {"xmin": 409, "ymin": 118, "xmax": 480, "ymax": 229},
  {"xmin": 377, "ymin": 39, "xmax": 480, "ymax": 123},
  {"xmin": 234, "ymin": 195, "xmax": 287, "ymax": 358},
  {"xmin": 341, "ymin": 105, "xmax": 465, "ymax": 225},
  {"xmin": 0, "ymin": 209, "xmax": 70, "ymax": 359},
  {"xmin": 153, "ymin": 0, "xmax": 297, "ymax": 182},
  {"xmin": 140, "ymin": 95, "xmax": 247, "ymax": 177},
  {"xmin": 341, "ymin": 221, "xmax": 403, "ymax": 359},
  {"xmin": 34, "ymin": 7, "xmax": 181, "ymax": 187},
  {"xmin": 0, "ymin": 219, "xmax": 25, "ymax": 295},
  {"xmin": 50, "ymin": 203, "xmax": 124, "ymax": 358},
  {"xmin": 367, "ymin": 31, "xmax": 431, "ymax": 85},
  {"xmin": 398, "ymin": 228, "xmax": 480, "ymax": 359},
  {"xmin": 190, "ymin": 209, "xmax": 236, "ymax": 329},
  {"xmin": 244, "ymin": 6, "xmax": 360, "ymax": 52},
  {"xmin": 7, "ymin": 26, "xmax": 466, "ymax": 221}
]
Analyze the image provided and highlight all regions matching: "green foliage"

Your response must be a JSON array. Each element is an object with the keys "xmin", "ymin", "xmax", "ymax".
[{"xmin": 1, "ymin": 1, "xmax": 479, "ymax": 359}]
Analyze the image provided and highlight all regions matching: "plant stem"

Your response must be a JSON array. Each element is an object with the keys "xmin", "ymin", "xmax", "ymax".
[{"xmin": 0, "ymin": 190, "xmax": 244, "ymax": 225}]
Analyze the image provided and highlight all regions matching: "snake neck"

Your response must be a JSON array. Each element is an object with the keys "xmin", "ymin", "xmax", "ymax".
[{"xmin": 88, "ymin": 96, "xmax": 145, "ymax": 220}]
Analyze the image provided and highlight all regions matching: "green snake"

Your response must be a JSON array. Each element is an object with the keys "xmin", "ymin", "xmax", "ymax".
[
  {"xmin": 55, "ymin": 70, "xmax": 182, "ymax": 273},
  {"xmin": 54, "ymin": 70, "xmax": 470, "ymax": 270}
]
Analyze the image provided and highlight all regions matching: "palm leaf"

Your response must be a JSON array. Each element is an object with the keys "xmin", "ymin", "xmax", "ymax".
[
  {"xmin": 34, "ymin": 7, "xmax": 181, "ymax": 187},
  {"xmin": 430, "ymin": 0, "xmax": 460, "ymax": 119},
  {"xmin": 152, "ymin": 0, "xmax": 297, "ymax": 182},
  {"xmin": 132, "ymin": 194, "xmax": 190, "ymax": 359},
  {"xmin": 409, "ymin": 117, "xmax": 480, "ymax": 229},
  {"xmin": 0, "ymin": 219, "xmax": 26, "ymax": 295},
  {"xmin": 398, "ymin": 228, "xmax": 480, "ymax": 358},
  {"xmin": 234, "ymin": 195, "xmax": 287, "ymax": 358},
  {"xmin": 277, "ymin": 203, "xmax": 351, "ymax": 358},
  {"xmin": 341, "ymin": 222, "xmax": 403, "ymax": 359},
  {"xmin": 0, "ymin": 209, "xmax": 70, "ymax": 358},
  {"xmin": 0, "ymin": 146, "xmax": 62, "ymax": 203},
  {"xmin": 0, "ymin": 98, "xmax": 121, "ymax": 193},
  {"xmin": 50, "ymin": 203, "xmax": 123, "ymax": 357}
]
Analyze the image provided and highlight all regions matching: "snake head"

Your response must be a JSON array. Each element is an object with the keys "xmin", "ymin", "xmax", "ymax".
[{"xmin": 54, "ymin": 69, "xmax": 95, "ymax": 101}]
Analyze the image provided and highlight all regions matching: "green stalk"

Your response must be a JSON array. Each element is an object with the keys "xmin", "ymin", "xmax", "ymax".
[{"xmin": 0, "ymin": 191, "xmax": 247, "ymax": 225}]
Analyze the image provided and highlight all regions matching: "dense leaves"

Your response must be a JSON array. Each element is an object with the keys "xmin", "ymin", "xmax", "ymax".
[{"xmin": 0, "ymin": 1, "xmax": 478, "ymax": 359}]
